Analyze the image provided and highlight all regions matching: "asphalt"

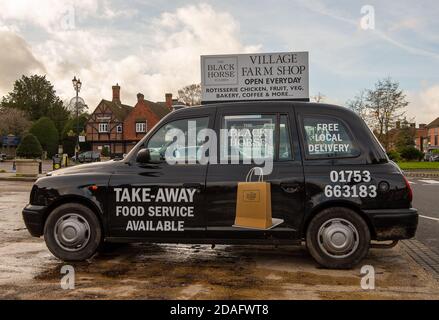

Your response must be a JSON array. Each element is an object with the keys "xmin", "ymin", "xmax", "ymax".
[{"xmin": 408, "ymin": 177, "xmax": 439, "ymax": 254}]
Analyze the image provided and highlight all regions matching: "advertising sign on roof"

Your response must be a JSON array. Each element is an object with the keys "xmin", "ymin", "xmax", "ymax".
[{"xmin": 201, "ymin": 52, "xmax": 309, "ymax": 103}]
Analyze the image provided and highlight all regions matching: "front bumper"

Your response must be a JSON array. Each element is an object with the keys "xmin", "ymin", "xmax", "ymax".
[
  {"xmin": 364, "ymin": 208, "xmax": 418, "ymax": 240},
  {"xmin": 22, "ymin": 204, "xmax": 47, "ymax": 237}
]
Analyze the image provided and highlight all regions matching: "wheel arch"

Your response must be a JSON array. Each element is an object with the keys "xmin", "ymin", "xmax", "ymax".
[
  {"xmin": 43, "ymin": 196, "xmax": 105, "ymax": 233},
  {"xmin": 301, "ymin": 200, "xmax": 376, "ymax": 239}
]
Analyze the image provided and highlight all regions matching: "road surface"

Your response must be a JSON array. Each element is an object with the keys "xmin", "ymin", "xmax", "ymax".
[{"xmin": 408, "ymin": 177, "xmax": 439, "ymax": 254}]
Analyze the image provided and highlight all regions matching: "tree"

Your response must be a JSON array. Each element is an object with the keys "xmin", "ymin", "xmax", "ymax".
[
  {"xmin": 346, "ymin": 90, "xmax": 369, "ymax": 123},
  {"xmin": 365, "ymin": 78, "xmax": 408, "ymax": 150},
  {"xmin": 29, "ymin": 117, "xmax": 59, "ymax": 157},
  {"xmin": 101, "ymin": 145, "xmax": 110, "ymax": 157},
  {"xmin": 346, "ymin": 78, "xmax": 408, "ymax": 150},
  {"xmin": 16, "ymin": 134, "xmax": 43, "ymax": 158},
  {"xmin": 0, "ymin": 108, "xmax": 31, "ymax": 137},
  {"xmin": 178, "ymin": 84, "xmax": 201, "ymax": 106},
  {"xmin": 311, "ymin": 92, "xmax": 325, "ymax": 103},
  {"xmin": 400, "ymin": 146, "xmax": 423, "ymax": 161},
  {"xmin": 1, "ymin": 75, "xmax": 70, "ymax": 134},
  {"xmin": 61, "ymin": 114, "xmax": 89, "ymax": 156},
  {"xmin": 395, "ymin": 121, "xmax": 415, "ymax": 152}
]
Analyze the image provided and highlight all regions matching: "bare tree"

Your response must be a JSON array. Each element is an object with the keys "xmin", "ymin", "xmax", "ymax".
[
  {"xmin": 0, "ymin": 107, "xmax": 31, "ymax": 137},
  {"xmin": 346, "ymin": 90, "xmax": 369, "ymax": 123},
  {"xmin": 178, "ymin": 84, "xmax": 201, "ymax": 106},
  {"xmin": 366, "ymin": 78, "xmax": 408, "ymax": 150},
  {"xmin": 311, "ymin": 92, "xmax": 325, "ymax": 103}
]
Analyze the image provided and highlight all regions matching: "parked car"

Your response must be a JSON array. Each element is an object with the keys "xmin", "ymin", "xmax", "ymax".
[
  {"xmin": 424, "ymin": 148, "xmax": 439, "ymax": 162},
  {"xmin": 0, "ymin": 153, "xmax": 6, "ymax": 162},
  {"xmin": 22, "ymin": 102, "xmax": 417, "ymax": 269},
  {"xmin": 72, "ymin": 151, "xmax": 101, "ymax": 163}
]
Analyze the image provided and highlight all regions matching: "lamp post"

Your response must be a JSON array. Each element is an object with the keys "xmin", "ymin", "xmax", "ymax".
[{"xmin": 72, "ymin": 76, "xmax": 82, "ymax": 163}]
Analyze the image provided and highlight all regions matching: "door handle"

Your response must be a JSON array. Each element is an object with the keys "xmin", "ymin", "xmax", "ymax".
[
  {"xmin": 183, "ymin": 183, "xmax": 203, "ymax": 191},
  {"xmin": 280, "ymin": 183, "xmax": 300, "ymax": 193}
]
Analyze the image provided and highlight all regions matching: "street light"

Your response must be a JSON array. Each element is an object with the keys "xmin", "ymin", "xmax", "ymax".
[{"xmin": 72, "ymin": 76, "xmax": 82, "ymax": 163}]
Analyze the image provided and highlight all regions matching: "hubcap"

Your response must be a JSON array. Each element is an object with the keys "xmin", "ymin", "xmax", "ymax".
[
  {"xmin": 54, "ymin": 214, "xmax": 91, "ymax": 252},
  {"xmin": 317, "ymin": 218, "xmax": 359, "ymax": 259}
]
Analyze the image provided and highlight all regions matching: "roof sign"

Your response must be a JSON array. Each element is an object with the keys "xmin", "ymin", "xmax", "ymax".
[{"xmin": 201, "ymin": 52, "xmax": 309, "ymax": 103}]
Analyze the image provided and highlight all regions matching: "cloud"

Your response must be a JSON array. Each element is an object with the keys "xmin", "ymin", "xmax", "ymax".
[
  {"xmin": 0, "ymin": 31, "xmax": 45, "ymax": 93},
  {"xmin": 0, "ymin": 0, "xmax": 136, "ymax": 33},
  {"xmin": 0, "ymin": 0, "xmax": 99, "ymax": 33},
  {"xmin": 406, "ymin": 85, "xmax": 439, "ymax": 125},
  {"xmin": 24, "ymin": 3, "xmax": 260, "ymax": 110}
]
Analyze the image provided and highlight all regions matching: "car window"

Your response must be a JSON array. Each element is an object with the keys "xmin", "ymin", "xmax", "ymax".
[
  {"xmin": 279, "ymin": 115, "xmax": 293, "ymax": 161},
  {"xmin": 302, "ymin": 116, "xmax": 359, "ymax": 159},
  {"xmin": 222, "ymin": 114, "xmax": 276, "ymax": 161},
  {"xmin": 146, "ymin": 117, "xmax": 209, "ymax": 163}
]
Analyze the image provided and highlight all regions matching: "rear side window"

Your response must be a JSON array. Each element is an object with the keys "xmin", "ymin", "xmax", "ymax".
[{"xmin": 302, "ymin": 116, "xmax": 359, "ymax": 159}]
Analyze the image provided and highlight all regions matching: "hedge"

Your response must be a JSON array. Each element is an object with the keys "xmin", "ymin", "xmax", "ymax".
[{"xmin": 16, "ymin": 134, "xmax": 43, "ymax": 158}]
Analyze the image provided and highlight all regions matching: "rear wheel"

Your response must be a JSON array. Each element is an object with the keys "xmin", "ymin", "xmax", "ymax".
[
  {"xmin": 44, "ymin": 203, "xmax": 102, "ymax": 261},
  {"xmin": 306, "ymin": 207, "xmax": 370, "ymax": 269}
]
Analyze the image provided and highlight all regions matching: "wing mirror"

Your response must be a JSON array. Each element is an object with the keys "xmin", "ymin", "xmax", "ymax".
[{"xmin": 136, "ymin": 148, "xmax": 151, "ymax": 163}]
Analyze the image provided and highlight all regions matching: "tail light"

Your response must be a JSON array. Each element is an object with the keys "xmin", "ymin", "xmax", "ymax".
[{"xmin": 403, "ymin": 175, "xmax": 413, "ymax": 203}]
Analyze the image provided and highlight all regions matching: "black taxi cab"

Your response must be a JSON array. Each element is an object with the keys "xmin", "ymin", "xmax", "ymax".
[{"xmin": 22, "ymin": 102, "xmax": 418, "ymax": 269}]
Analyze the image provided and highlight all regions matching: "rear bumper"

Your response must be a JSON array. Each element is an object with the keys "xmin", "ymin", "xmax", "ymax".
[
  {"xmin": 22, "ymin": 204, "xmax": 47, "ymax": 237},
  {"xmin": 364, "ymin": 208, "xmax": 418, "ymax": 240}
]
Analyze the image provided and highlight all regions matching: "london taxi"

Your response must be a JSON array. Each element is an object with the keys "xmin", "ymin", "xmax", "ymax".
[{"xmin": 22, "ymin": 102, "xmax": 418, "ymax": 269}]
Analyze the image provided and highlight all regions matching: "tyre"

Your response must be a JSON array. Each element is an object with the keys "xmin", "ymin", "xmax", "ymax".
[
  {"xmin": 306, "ymin": 207, "xmax": 370, "ymax": 269},
  {"xmin": 44, "ymin": 203, "xmax": 102, "ymax": 261}
]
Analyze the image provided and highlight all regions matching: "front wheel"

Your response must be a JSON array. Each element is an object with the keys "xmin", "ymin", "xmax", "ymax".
[
  {"xmin": 44, "ymin": 203, "xmax": 102, "ymax": 261},
  {"xmin": 306, "ymin": 207, "xmax": 370, "ymax": 269}
]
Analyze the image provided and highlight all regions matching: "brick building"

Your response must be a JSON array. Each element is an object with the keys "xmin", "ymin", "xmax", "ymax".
[
  {"xmin": 387, "ymin": 121, "xmax": 427, "ymax": 152},
  {"xmin": 426, "ymin": 117, "xmax": 439, "ymax": 149},
  {"xmin": 386, "ymin": 118, "xmax": 439, "ymax": 153},
  {"xmin": 85, "ymin": 84, "xmax": 174, "ymax": 156}
]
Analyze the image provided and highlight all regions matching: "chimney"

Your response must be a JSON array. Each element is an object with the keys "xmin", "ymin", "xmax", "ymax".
[
  {"xmin": 165, "ymin": 93, "xmax": 173, "ymax": 110},
  {"xmin": 112, "ymin": 83, "xmax": 121, "ymax": 103},
  {"xmin": 137, "ymin": 93, "xmax": 144, "ymax": 103}
]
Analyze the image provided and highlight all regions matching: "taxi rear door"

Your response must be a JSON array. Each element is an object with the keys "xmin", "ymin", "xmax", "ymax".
[{"xmin": 204, "ymin": 103, "xmax": 305, "ymax": 241}]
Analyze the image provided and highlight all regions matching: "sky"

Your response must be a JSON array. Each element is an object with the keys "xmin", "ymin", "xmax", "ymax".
[{"xmin": 0, "ymin": 0, "xmax": 438, "ymax": 124}]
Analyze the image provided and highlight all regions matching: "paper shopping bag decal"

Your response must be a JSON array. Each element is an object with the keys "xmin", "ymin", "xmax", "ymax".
[{"xmin": 234, "ymin": 167, "xmax": 272, "ymax": 229}]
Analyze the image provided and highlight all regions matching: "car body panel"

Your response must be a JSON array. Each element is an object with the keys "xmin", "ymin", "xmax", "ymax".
[{"xmin": 22, "ymin": 101, "xmax": 418, "ymax": 244}]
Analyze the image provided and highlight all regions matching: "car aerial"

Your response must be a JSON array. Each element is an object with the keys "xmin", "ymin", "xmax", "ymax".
[
  {"xmin": 72, "ymin": 151, "xmax": 101, "ymax": 163},
  {"xmin": 22, "ymin": 101, "xmax": 418, "ymax": 269}
]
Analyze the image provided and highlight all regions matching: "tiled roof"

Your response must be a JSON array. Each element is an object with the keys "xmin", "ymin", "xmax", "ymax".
[
  {"xmin": 146, "ymin": 100, "xmax": 171, "ymax": 119},
  {"xmin": 101, "ymin": 99, "xmax": 132, "ymax": 121},
  {"xmin": 427, "ymin": 117, "xmax": 439, "ymax": 128}
]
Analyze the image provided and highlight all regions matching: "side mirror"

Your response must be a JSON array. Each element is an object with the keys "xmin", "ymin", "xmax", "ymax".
[{"xmin": 136, "ymin": 148, "xmax": 151, "ymax": 163}]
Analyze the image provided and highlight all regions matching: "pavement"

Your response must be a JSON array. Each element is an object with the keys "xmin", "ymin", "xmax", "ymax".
[{"xmin": 0, "ymin": 181, "xmax": 439, "ymax": 299}]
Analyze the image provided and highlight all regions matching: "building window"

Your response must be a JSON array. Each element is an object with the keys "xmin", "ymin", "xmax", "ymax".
[
  {"xmin": 136, "ymin": 122, "xmax": 147, "ymax": 133},
  {"xmin": 116, "ymin": 124, "xmax": 123, "ymax": 133},
  {"xmin": 99, "ymin": 123, "xmax": 109, "ymax": 133}
]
